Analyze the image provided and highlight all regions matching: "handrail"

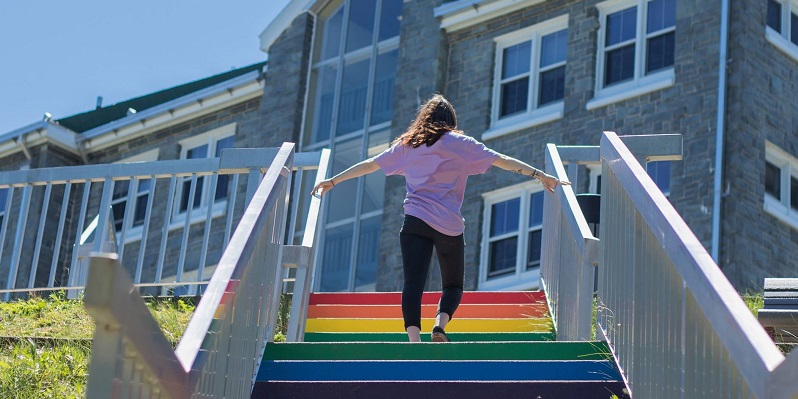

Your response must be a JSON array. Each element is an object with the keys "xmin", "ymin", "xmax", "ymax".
[
  {"xmin": 597, "ymin": 131, "xmax": 798, "ymax": 398},
  {"xmin": 84, "ymin": 143, "xmax": 295, "ymax": 398}
]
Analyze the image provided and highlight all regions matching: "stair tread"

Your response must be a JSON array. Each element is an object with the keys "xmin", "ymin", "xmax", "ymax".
[
  {"xmin": 309, "ymin": 291, "xmax": 545, "ymax": 305},
  {"xmin": 304, "ymin": 317, "xmax": 552, "ymax": 333},
  {"xmin": 308, "ymin": 303, "xmax": 548, "ymax": 319},
  {"xmin": 303, "ymin": 331, "xmax": 556, "ymax": 342}
]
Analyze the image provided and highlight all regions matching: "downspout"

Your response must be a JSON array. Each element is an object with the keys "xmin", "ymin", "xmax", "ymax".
[{"xmin": 711, "ymin": 0, "xmax": 730, "ymax": 263}]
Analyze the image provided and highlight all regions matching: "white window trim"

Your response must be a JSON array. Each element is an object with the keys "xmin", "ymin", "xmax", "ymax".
[
  {"xmin": 172, "ymin": 123, "xmax": 236, "ymax": 226},
  {"xmin": 112, "ymin": 149, "xmax": 160, "ymax": 243},
  {"xmin": 479, "ymin": 182, "xmax": 544, "ymax": 291},
  {"xmin": 486, "ymin": 15, "xmax": 568, "ymax": 140},
  {"xmin": 588, "ymin": 164, "xmax": 602, "ymax": 194},
  {"xmin": 764, "ymin": 142, "xmax": 798, "ymax": 230},
  {"xmin": 767, "ymin": 0, "xmax": 798, "ymax": 60},
  {"xmin": 589, "ymin": 0, "xmax": 676, "ymax": 110}
]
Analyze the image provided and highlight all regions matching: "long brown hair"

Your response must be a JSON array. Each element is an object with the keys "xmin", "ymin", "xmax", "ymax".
[{"xmin": 393, "ymin": 94, "xmax": 462, "ymax": 148}]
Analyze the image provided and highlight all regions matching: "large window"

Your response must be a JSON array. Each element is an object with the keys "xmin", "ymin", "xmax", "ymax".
[
  {"xmin": 0, "ymin": 188, "xmax": 7, "ymax": 228},
  {"xmin": 176, "ymin": 124, "xmax": 235, "ymax": 218},
  {"xmin": 766, "ymin": 0, "xmax": 798, "ymax": 61},
  {"xmin": 486, "ymin": 16, "xmax": 568, "ymax": 140},
  {"xmin": 590, "ymin": 0, "xmax": 675, "ymax": 109},
  {"xmin": 306, "ymin": 0, "xmax": 402, "ymax": 292},
  {"xmin": 480, "ymin": 184, "xmax": 545, "ymax": 290},
  {"xmin": 764, "ymin": 142, "xmax": 798, "ymax": 229},
  {"xmin": 110, "ymin": 149, "xmax": 159, "ymax": 240}
]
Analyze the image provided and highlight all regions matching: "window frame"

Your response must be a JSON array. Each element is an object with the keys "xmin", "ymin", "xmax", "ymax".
[
  {"xmin": 764, "ymin": 141, "xmax": 798, "ymax": 229},
  {"xmin": 766, "ymin": 0, "xmax": 798, "ymax": 62},
  {"xmin": 173, "ymin": 123, "xmax": 236, "ymax": 224},
  {"xmin": 479, "ymin": 182, "xmax": 545, "ymax": 291},
  {"xmin": 484, "ymin": 15, "xmax": 568, "ymax": 141},
  {"xmin": 110, "ymin": 149, "xmax": 160, "ymax": 242},
  {"xmin": 589, "ymin": 0, "xmax": 676, "ymax": 110}
]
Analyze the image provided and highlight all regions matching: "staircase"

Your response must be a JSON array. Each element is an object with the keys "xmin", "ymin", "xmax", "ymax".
[{"xmin": 252, "ymin": 291, "xmax": 629, "ymax": 399}]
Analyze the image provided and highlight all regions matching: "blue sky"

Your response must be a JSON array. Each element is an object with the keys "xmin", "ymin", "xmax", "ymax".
[{"xmin": 0, "ymin": 0, "xmax": 291, "ymax": 133}]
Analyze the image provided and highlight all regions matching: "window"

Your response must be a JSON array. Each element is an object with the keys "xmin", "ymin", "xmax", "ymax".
[
  {"xmin": 176, "ymin": 124, "xmax": 235, "ymax": 217},
  {"xmin": 480, "ymin": 184, "xmax": 545, "ymax": 290},
  {"xmin": 485, "ymin": 16, "xmax": 568, "ymax": 140},
  {"xmin": 0, "ymin": 188, "xmax": 7, "ymax": 228},
  {"xmin": 307, "ymin": 0, "xmax": 402, "ymax": 292},
  {"xmin": 110, "ymin": 149, "xmax": 159, "ymax": 240},
  {"xmin": 766, "ymin": 0, "xmax": 798, "ymax": 61},
  {"xmin": 589, "ymin": 160, "xmax": 671, "ymax": 196},
  {"xmin": 764, "ymin": 142, "xmax": 798, "ymax": 228},
  {"xmin": 590, "ymin": 0, "xmax": 675, "ymax": 109}
]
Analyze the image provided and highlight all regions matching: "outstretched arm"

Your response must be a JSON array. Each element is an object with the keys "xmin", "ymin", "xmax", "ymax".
[
  {"xmin": 311, "ymin": 157, "xmax": 381, "ymax": 197},
  {"xmin": 492, "ymin": 154, "xmax": 570, "ymax": 193}
]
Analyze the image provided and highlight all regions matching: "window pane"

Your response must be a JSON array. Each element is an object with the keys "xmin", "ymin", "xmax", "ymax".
[
  {"xmin": 355, "ymin": 216, "xmax": 381, "ymax": 290},
  {"xmin": 312, "ymin": 65, "xmax": 338, "ymax": 143},
  {"xmin": 180, "ymin": 177, "xmax": 204, "ymax": 212},
  {"xmin": 362, "ymin": 169, "xmax": 386, "ymax": 214},
  {"xmin": 134, "ymin": 193, "xmax": 148, "ymax": 226},
  {"xmin": 500, "ymin": 77, "xmax": 529, "ymax": 117},
  {"xmin": 529, "ymin": 192, "xmax": 544, "ymax": 227},
  {"xmin": 327, "ymin": 139, "xmax": 360, "ymax": 223},
  {"xmin": 370, "ymin": 49, "xmax": 398, "ymax": 126},
  {"xmin": 647, "ymin": 161, "xmax": 671, "ymax": 193},
  {"xmin": 214, "ymin": 137, "xmax": 235, "ymax": 201},
  {"xmin": 646, "ymin": 32, "xmax": 675, "ymax": 73},
  {"xmin": 606, "ymin": 7, "xmax": 637, "ymax": 46},
  {"xmin": 346, "ymin": 0, "xmax": 376, "ymax": 52},
  {"xmin": 792, "ymin": 12, "xmax": 798, "ymax": 45},
  {"xmin": 187, "ymin": 144, "xmax": 208, "ymax": 159},
  {"xmin": 527, "ymin": 229, "xmax": 542, "ymax": 270},
  {"xmin": 647, "ymin": 0, "xmax": 675, "ymax": 33},
  {"xmin": 320, "ymin": 224, "xmax": 353, "ymax": 291},
  {"xmin": 792, "ymin": 176, "xmax": 798, "ymax": 211},
  {"xmin": 322, "ymin": 7, "xmax": 344, "ymax": 59},
  {"xmin": 112, "ymin": 202, "xmax": 126, "ymax": 232},
  {"xmin": 491, "ymin": 198, "xmax": 520, "ymax": 236},
  {"xmin": 765, "ymin": 161, "xmax": 781, "ymax": 198},
  {"xmin": 540, "ymin": 29, "xmax": 567, "ymax": 68},
  {"xmin": 502, "ymin": 42, "xmax": 531, "ymax": 79},
  {"xmin": 0, "ymin": 188, "xmax": 6, "ymax": 211},
  {"xmin": 378, "ymin": 0, "xmax": 403, "ymax": 41},
  {"xmin": 489, "ymin": 237, "xmax": 517, "ymax": 277},
  {"xmin": 538, "ymin": 66, "xmax": 565, "ymax": 106},
  {"xmin": 337, "ymin": 58, "xmax": 370, "ymax": 135},
  {"xmin": 768, "ymin": 0, "xmax": 782, "ymax": 32},
  {"xmin": 605, "ymin": 44, "xmax": 635, "ymax": 86}
]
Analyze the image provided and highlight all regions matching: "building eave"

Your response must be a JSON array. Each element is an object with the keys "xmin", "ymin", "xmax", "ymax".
[
  {"xmin": 260, "ymin": 0, "xmax": 315, "ymax": 53},
  {"xmin": 0, "ymin": 121, "xmax": 81, "ymax": 160},
  {"xmin": 434, "ymin": 0, "xmax": 545, "ymax": 33},
  {"xmin": 77, "ymin": 70, "xmax": 265, "ymax": 153}
]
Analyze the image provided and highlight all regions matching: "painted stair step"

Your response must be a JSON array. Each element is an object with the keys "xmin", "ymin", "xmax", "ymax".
[
  {"xmin": 257, "ymin": 359, "xmax": 622, "ymax": 382},
  {"xmin": 303, "ymin": 331, "xmax": 556, "ymax": 342},
  {"xmin": 264, "ymin": 341, "xmax": 613, "ymax": 361},
  {"xmin": 304, "ymin": 317, "xmax": 552, "ymax": 333},
  {"xmin": 252, "ymin": 381, "xmax": 630, "ymax": 399},
  {"xmin": 309, "ymin": 291, "xmax": 545, "ymax": 305},
  {"xmin": 308, "ymin": 303, "xmax": 548, "ymax": 319}
]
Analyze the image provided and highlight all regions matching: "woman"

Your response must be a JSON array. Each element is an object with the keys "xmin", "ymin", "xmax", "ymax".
[{"xmin": 312, "ymin": 94, "xmax": 568, "ymax": 342}]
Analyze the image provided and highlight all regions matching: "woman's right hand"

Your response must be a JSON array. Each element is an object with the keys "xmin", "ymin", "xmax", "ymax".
[{"xmin": 311, "ymin": 179, "xmax": 335, "ymax": 197}]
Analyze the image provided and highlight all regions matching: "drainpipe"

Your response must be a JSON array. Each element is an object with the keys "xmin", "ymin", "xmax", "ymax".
[{"xmin": 711, "ymin": 0, "xmax": 730, "ymax": 263}]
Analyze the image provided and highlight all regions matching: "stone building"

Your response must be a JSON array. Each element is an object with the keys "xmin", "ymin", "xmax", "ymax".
[{"xmin": 259, "ymin": 0, "xmax": 798, "ymax": 292}]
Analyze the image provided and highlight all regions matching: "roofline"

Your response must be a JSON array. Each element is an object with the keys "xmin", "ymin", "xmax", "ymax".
[
  {"xmin": 0, "ymin": 121, "xmax": 80, "ymax": 160},
  {"xmin": 259, "ymin": 0, "xmax": 314, "ymax": 53},
  {"xmin": 434, "ymin": 0, "xmax": 545, "ymax": 32}
]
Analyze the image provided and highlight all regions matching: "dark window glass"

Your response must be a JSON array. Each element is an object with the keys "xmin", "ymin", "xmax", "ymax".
[
  {"xmin": 354, "ymin": 216, "xmax": 381, "ymax": 290},
  {"xmin": 647, "ymin": 0, "xmax": 676, "ymax": 33},
  {"xmin": 792, "ymin": 175, "xmax": 798, "ymax": 211},
  {"xmin": 313, "ymin": 65, "xmax": 337, "ymax": 143},
  {"xmin": 345, "ymin": 0, "xmax": 376, "ymax": 52},
  {"xmin": 491, "ymin": 198, "xmax": 520, "ymax": 236},
  {"xmin": 500, "ymin": 78, "xmax": 529, "ymax": 117},
  {"xmin": 133, "ymin": 179, "xmax": 151, "ymax": 226},
  {"xmin": 489, "ymin": 237, "xmax": 517, "ymax": 277},
  {"xmin": 527, "ymin": 230, "xmax": 542, "ymax": 270},
  {"xmin": 539, "ymin": 66, "xmax": 565, "ymax": 106},
  {"xmin": 502, "ymin": 42, "xmax": 532, "ymax": 79},
  {"xmin": 214, "ymin": 136, "xmax": 235, "ymax": 201},
  {"xmin": 768, "ymin": 0, "xmax": 782, "ymax": 32},
  {"xmin": 378, "ymin": 0, "xmax": 403, "ymax": 41},
  {"xmin": 529, "ymin": 192, "xmax": 545, "ymax": 227},
  {"xmin": 112, "ymin": 202, "xmax": 126, "ymax": 232},
  {"xmin": 540, "ymin": 30, "xmax": 567, "ymax": 68},
  {"xmin": 792, "ymin": 12, "xmax": 798, "ymax": 44},
  {"xmin": 322, "ymin": 7, "xmax": 344, "ymax": 59},
  {"xmin": 370, "ymin": 50, "xmax": 398, "ymax": 125},
  {"xmin": 605, "ymin": 44, "xmax": 636, "ymax": 85},
  {"xmin": 765, "ymin": 161, "xmax": 782, "ymax": 198},
  {"xmin": 180, "ymin": 144, "xmax": 208, "ymax": 212},
  {"xmin": 320, "ymin": 224, "xmax": 353, "ymax": 291},
  {"xmin": 607, "ymin": 7, "xmax": 637, "ymax": 46},
  {"xmin": 646, "ymin": 161, "xmax": 672, "ymax": 194},
  {"xmin": 337, "ymin": 58, "xmax": 370, "ymax": 135},
  {"xmin": 646, "ymin": 32, "xmax": 675, "ymax": 73}
]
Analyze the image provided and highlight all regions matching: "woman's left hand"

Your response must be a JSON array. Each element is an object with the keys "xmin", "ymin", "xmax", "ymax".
[{"xmin": 538, "ymin": 173, "xmax": 570, "ymax": 193}]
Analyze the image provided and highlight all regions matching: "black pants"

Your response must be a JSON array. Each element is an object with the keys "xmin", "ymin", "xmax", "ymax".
[{"xmin": 399, "ymin": 215, "xmax": 464, "ymax": 330}]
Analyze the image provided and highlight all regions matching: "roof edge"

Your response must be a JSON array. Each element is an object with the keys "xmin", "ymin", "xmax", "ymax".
[{"xmin": 259, "ymin": 0, "xmax": 314, "ymax": 53}]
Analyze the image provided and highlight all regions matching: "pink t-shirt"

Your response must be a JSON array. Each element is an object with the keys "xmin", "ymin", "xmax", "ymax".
[{"xmin": 374, "ymin": 132, "xmax": 500, "ymax": 236}]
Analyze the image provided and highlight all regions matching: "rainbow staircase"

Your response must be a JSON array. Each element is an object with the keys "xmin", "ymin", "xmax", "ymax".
[{"xmin": 252, "ymin": 291, "xmax": 629, "ymax": 398}]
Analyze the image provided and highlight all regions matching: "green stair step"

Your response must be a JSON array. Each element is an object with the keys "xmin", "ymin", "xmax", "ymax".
[
  {"xmin": 265, "ymin": 341, "xmax": 612, "ymax": 361},
  {"xmin": 303, "ymin": 331, "xmax": 556, "ymax": 342}
]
